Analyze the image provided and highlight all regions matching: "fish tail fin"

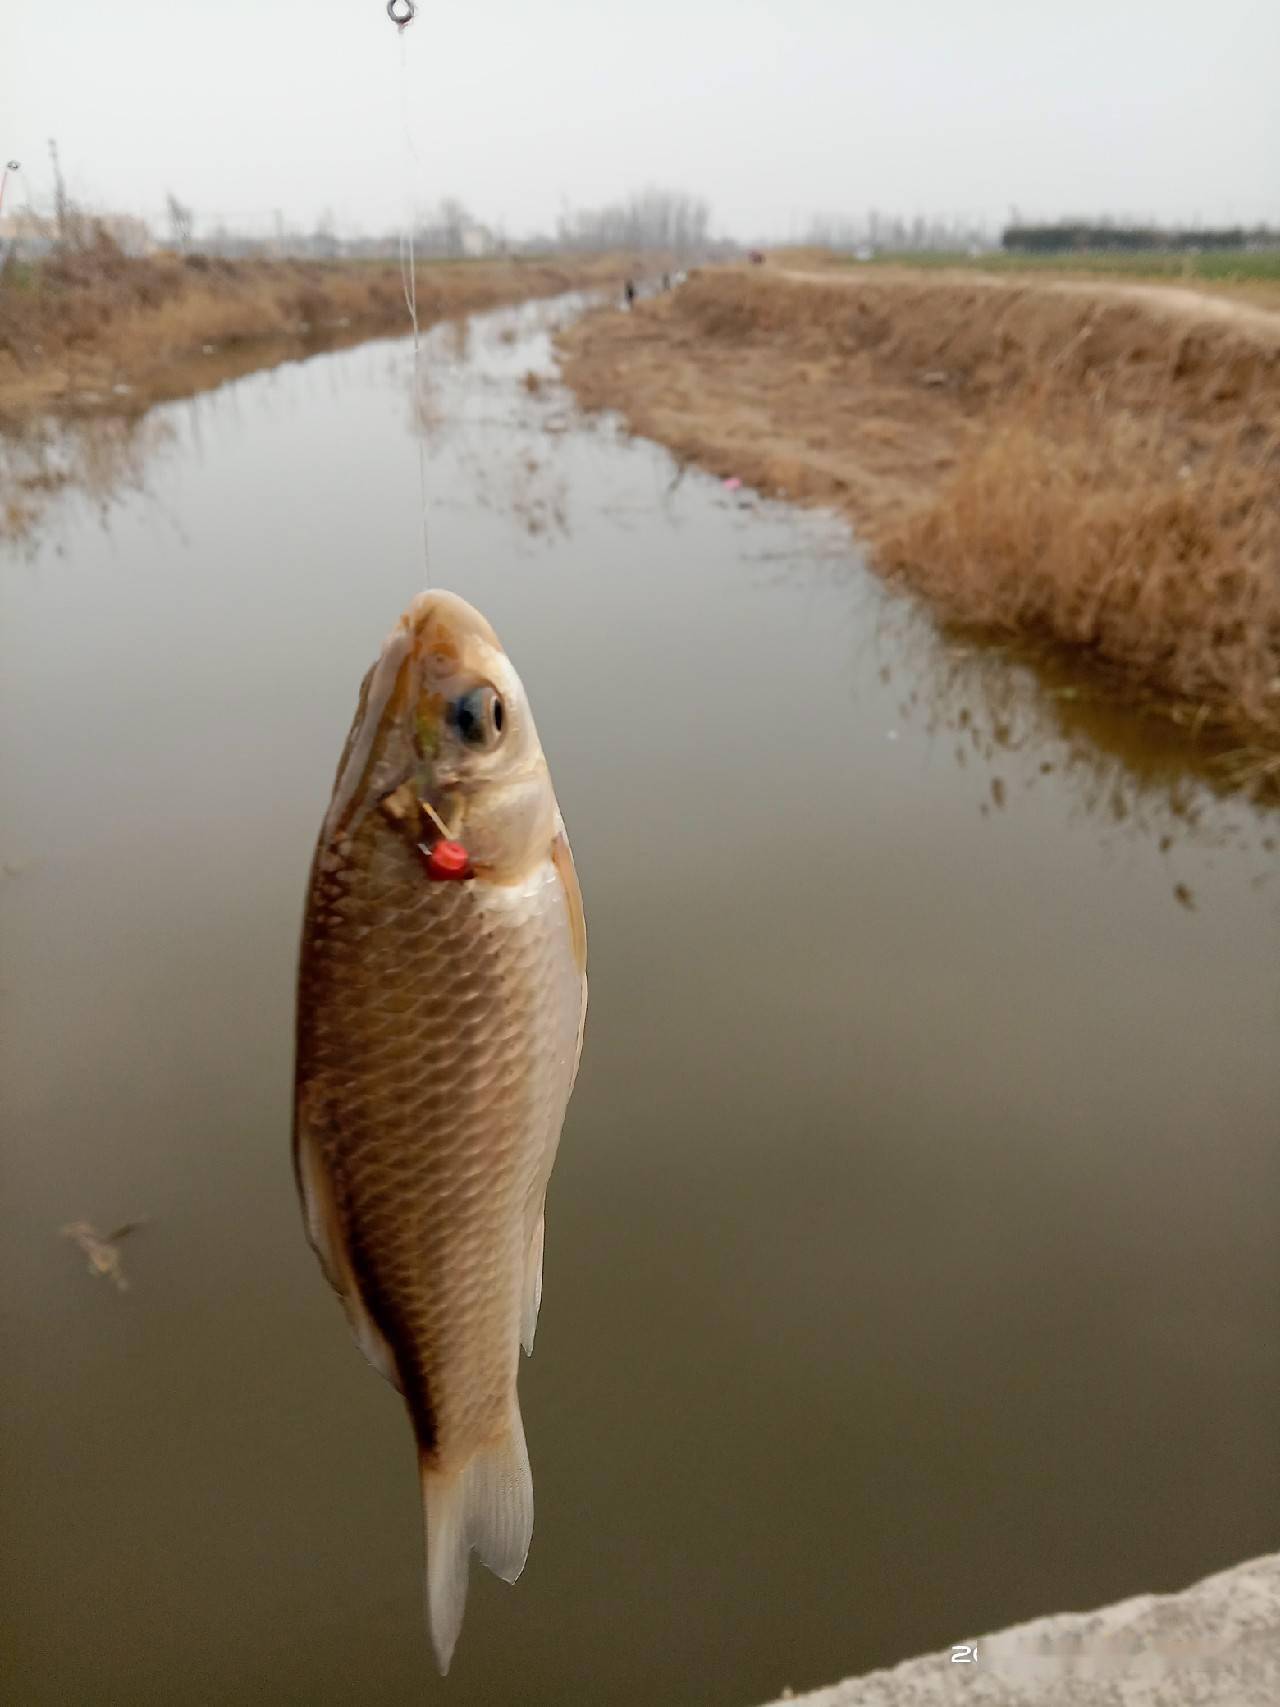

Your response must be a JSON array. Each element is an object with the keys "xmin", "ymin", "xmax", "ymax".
[{"xmin": 420, "ymin": 1404, "xmax": 534, "ymax": 1674}]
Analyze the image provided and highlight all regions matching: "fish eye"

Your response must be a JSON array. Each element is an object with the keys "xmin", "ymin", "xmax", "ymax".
[{"xmin": 451, "ymin": 685, "xmax": 505, "ymax": 750}]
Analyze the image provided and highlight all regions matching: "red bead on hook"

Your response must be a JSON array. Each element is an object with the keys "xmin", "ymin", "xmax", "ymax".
[{"xmin": 419, "ymin": 839, "xmax": 474, "ymax": 882}]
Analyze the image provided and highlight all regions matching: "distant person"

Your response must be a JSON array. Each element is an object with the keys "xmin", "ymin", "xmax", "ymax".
[{"xmin": 624, "ymin": 279, "xmax": 636, "ymax": 307}]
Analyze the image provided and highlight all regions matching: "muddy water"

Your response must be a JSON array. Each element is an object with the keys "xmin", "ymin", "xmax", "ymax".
[{"xmin": 2, "ymin": 297, "xmax": 1277, "ymax": 1707}]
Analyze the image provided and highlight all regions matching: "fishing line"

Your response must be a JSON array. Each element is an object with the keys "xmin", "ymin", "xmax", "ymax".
[{"xmin": 389, "ymin": 0, "xmax": 431, "ymax": 574}]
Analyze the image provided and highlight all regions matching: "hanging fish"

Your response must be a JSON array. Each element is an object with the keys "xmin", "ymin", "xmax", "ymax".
[{"xmin": 294, "ymin": 589, "xmax": 587, "ymax": 1672}]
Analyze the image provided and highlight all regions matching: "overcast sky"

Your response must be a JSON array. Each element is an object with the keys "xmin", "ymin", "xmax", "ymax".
[{"xmin": 7, "ymin": 0, "xmax": 1278, "ymax": 239}]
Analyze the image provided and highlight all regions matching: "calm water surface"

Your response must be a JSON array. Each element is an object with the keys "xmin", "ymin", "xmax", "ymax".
[{"xmin": 2, "ymin": 297, "xmax": 1278, "ymax": 1705}]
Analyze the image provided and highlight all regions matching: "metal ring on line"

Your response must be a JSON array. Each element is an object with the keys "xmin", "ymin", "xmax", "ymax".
[{"xmin": 387, "ymin": 0, "xmax": 415, "ymax": 24}]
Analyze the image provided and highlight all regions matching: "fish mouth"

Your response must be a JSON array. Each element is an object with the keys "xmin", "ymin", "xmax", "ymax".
[{"xmin": 402, "ymin": 589, "xmax": 504, "ymax": 666}]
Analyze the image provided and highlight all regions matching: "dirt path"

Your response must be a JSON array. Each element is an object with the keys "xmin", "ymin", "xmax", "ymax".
[{"xmin": 777, "ymin": 265, "xmax": 1280, "ymax": 343}]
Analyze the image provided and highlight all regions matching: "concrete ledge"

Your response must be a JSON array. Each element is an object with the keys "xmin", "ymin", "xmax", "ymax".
[{"xmin": 759, "ymin": 1553, "xmax": 1280, "ymax": 1706}]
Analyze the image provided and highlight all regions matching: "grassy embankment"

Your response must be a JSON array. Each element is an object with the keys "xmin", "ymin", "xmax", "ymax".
[
  {"xmin": 0, "ymin": 241, "xmax": 620, "ymax": 426},
  {"xmin": 770, "ymin": 245, "xmax": 1280, "ymax": 310},
  {"xmin": 559, "ymin": 265, "xmax": 1280, "ymax": 794}
]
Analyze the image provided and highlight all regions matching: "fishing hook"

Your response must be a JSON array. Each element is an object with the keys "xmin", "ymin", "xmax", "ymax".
[{"xmin": 387, "ymin": 0, "xmax": 415, "ymax": 26}]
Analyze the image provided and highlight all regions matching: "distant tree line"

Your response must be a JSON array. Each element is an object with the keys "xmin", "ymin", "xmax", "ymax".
[
  {"xmin": 1004, "ymin": 222, "xmax": 1280, "ymax": 253},
  {"xmin": 194, "ymin": 197, "xmax": 506, "ymax": 262},
  {"xmin": 3, "ymin": 174, "xmax": 726, "ymax": 265},
  {"xmin": 801, "ymin": 211, "xmax": 994, "ymax": 253},
  {"xmin": 555, "ymin": 188, "xmax": 712, "ymax": 254}
]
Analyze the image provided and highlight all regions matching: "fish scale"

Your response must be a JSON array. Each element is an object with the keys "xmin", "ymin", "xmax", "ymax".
[{"xmin": 309, "ymin": 853, "xmax": 540, "ymax": 1436}]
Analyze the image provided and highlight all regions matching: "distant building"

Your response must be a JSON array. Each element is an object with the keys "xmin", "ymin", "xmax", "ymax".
[
  {"xmin": 460, "ymin": 223, "xmax": 496, "ymax": 259},
  {"xmin": 0, "ymin": 209, "xmax": 56, "ymax": 256},
  {"xmin": 303, "ymin": 229, "xmax": 341, "ymax": 260},
  {"xmin": 96, "ymin": 214, "xmax": 154, "ymax": 256},
  {"xmin": 0, "ymin": 209, "xmax": 155, "ymax": 257}
]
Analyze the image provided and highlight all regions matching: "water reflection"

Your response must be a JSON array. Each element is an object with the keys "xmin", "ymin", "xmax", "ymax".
[
  {"xmin": 905, "ymin": 622, "xmax": 1265, "ymax": 833},
  {"xmin": 737, "ymin": 531, "xmax": 1278, "ymax": 894},
  {"xmin": 1, "ymin": 322, "xmax": 392, "ymax": 549},
  {"xmin": 1, "ymin": 412, "xmax": 176, "ymax": 549}
]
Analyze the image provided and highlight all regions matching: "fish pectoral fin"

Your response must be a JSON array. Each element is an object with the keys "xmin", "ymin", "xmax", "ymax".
[
  {"xmin": 550, "ymin": 828, "xmax": 587, "ymax": 979},
  {"xmin": 421, "ymin": 1406, "xmax": 534, "ymax": 1675},
  {"xmin": 520, "ymin": 1210, "xmax": 545, "ymax": 1356},
  {"xmin": 294, "ymin": 1111, "xmax": 401, "ymax": 1393}
]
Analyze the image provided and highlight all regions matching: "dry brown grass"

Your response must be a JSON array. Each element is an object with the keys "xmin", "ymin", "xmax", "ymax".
[
  {"xmin": 559, "ymin": 268, "xmax": 1280, "ymax": 789},
  {"xmin": 0, "ymin": 238, "xmax": 623, "ymax": 425},
  {"xmin": 878, "ymin": 400, "xmax": 1280, "ymax": 763}
]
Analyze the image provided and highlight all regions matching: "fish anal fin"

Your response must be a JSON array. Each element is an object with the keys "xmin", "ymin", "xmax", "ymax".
[
  {"xmin": 421, "ymin": 1407, "xmax": 533, "ymax": 1674},
  {"xmin": 521, "ymin": 1211, "xmax": 545, "ymax": 1356},
  {"xmin": 294, "ymin": 1112, "xmax": 401, "ymax": 1392}
]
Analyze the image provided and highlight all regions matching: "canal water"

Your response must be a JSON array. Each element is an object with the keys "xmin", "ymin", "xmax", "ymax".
[{"xmin": 2, "ymin": 295, "xmax": 1277, "ymax": 1705}]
